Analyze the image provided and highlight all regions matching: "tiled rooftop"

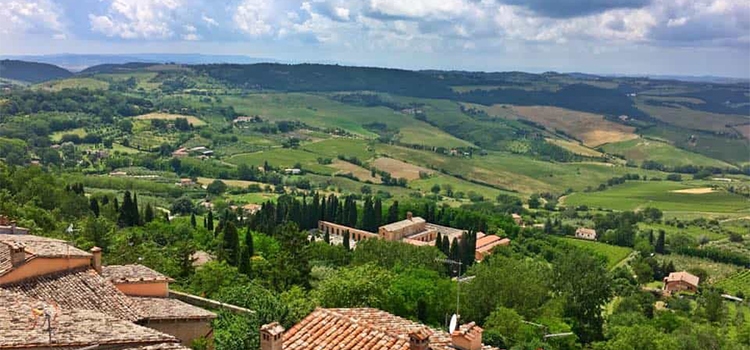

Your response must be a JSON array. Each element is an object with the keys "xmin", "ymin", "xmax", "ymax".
[
  {"xmin": 1, "ymin": 267, "xmax": 143, "ymax": 322},
  {"xmin": 0, "ymin": 288, "xmax": 176, "ymax": 349},
  {"xmin": 0, "ymin": 234, "xmax": 91, "ymax": 259},
  {"xmin": 284, "ymin": 308, "xmax": 500, "ymax": 350},
  {"xmin": 102, "ymin": 264, "xmax": 175, "ymax": 284},
  {"xmin": 0, "ymin": 247, "xmax": 10, "ymax": 277},
  {"xmin": 123, "ymin": 344, "xmax": 191, "ymax": 350},
  {"xmin": 665, "ymin": 271, "xmax": 700, "ymax": 287},
  {"xmin": 130, "ymin": 297, "xmax": 217, "ymax": 320},
  {"xmin": 380, "ymin": 217, "xmax": 426, "ymax": 232}
]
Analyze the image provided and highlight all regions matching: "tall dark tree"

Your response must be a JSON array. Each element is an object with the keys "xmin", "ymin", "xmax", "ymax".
[
  {"xmin": 324, "ymin": 230, "xmax": 330, "ymax": 244},
  {"xmin": 239, "ymin": 227, "xmax": 254, "ymax": 276},
  {"xmin": 436, "ymin": 232, "xmax": 444, "ymax": 254},
  {"xmin": 118, "ymin": 191, "xmax": 134, "ymax": 227},
  {"xmin": 207, "ymin": 211, "xmax": 214, "ymax": 232},
  {"xmin": 387, "ymin": 200, "xmax": 399, "ymax": 223},
  {"xmin": 89, "ymin": 198, "xmax": 100, "ymax": 218},
  {"xmin": 132, "ymin": 193, "xmax": 141, "ymax": 225},
  {"xmin": 190, "ymin": 213, "xmax": 197, "ymax": 228},
  {"xmin": 144, "ymin": 203, "xmax": 154, "ymax": 223},
  {"xmin": 362, "ymin": 197, "xmax": 376, "ymax": 232},
  {"xmin": 655, "ymin": 230, "xmax": 666, "ymax": 254},
  {"xmin": 373, "ymin": 197, "xmax": 382, "ymax": 229},
  {"xmin": 442, "ymin": 236, "xmax": 450, "ymax": 256},
  {"xmin": 221, "ymin": 221, "xmax": 240, "ymax": 266},
  {"xmin": 343, "ymin": 230, "xmax": 351, "ymax": 250},
  {"xmin": 113, "ymin": 197, "xmax": 119, "ymax": 212}
]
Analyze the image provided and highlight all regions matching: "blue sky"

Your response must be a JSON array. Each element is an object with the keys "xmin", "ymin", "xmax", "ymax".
[{"xmin": 1, "ymin": 0, "xmax": 748, "ymax": 77}]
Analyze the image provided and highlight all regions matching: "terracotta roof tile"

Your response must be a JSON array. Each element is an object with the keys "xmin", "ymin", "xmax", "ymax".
[
  {"xmin": 0, "ymin": 246, "xmax": 10, "ymax": 276},
  {"xmin": 665, "ymin": 271, "xmax": 700, "ymax": 287},
  {"xmin": 0, "ymin": 234, "xmax": 91, "ymax": 259},
  {"xmin": 123, "ymin": 343, "xmax": 191, "ymax": 350},
  {"xmin": 0, "ymin": 288, "xmax": 176, "ymax": 348},
  {"xmin": 102, "ymin": 264, "xmax": 175, "ymax": 284},
  {"xmin": 380, "ymin": 217, "xmax": 426, "ymax": 232},
  {"xmin": 284, "ymin": 308, "xmax": 501, "ymax": 350},
  {"xmin": 1, "ymin": 267, "xmax": 143, "ymax": 322},
  {"xmin": 130, "ymin": 297, "xmax": 217, "ymax": 320}
]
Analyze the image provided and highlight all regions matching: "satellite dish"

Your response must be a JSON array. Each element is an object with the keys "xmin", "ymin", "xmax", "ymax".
[{"xmin": 449, "ymin": 314, "xmax": 458, "ymax": 334}]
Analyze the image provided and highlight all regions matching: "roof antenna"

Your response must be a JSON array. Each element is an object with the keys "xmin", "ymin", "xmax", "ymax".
[{"xmin": 435, "ymin": 257, "xmax": 462, "ymax": 333}]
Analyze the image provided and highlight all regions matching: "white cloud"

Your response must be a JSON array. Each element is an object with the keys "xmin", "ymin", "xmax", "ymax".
[
  {"xmin": 233, "ymin": 0, "xmax": 273, "ymax": 37},
  {"xmin": 368, "ymin": 0, "xmax": 471, "ymax": 20},
  {"xmin": 89, "ymin": 0, "xmax": 182, "ymax": 39},
  {"xmin": 202, "ymin": 14, "xmax": 218, "ymax": 27},
  {"xmin": 0, "ymin": 0, "xmax": 65, "ymax": 37},
  {"xmin": 334, "ymin": 7, "xmax": 350, "ymax": 21}
]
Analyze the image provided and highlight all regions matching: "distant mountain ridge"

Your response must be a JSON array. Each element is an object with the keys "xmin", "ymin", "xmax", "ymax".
[
  {"xmin": 0, "ymin": 60, "xmax": 73, "ymax": 83},
  {"xmin": 0, "ymin": 53, "xmax": 278, "ymax": 72}
]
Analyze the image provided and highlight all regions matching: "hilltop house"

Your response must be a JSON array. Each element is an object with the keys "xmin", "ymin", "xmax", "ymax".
[
  {"xmin": 663, "ymin": 271, "xmax": 700, "ymax": 295},
  {"xmin": 575, "ymin": 228, "xmax": 597, "ymax": 240},
  {"xmin": 260, "ymin": 308, "xmax": 500, "ymax": 350},
  {"xmin": 0, "ymin": 233, "xmax": 220, "ymax": 348}
]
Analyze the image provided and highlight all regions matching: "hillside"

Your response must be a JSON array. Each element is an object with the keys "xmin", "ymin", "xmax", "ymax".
[{"xmin": 0, "ymin": 59, "xmax": 72, "ymax": 83}]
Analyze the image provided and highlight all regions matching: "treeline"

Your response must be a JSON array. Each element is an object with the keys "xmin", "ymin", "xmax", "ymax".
[
  {"xmin": 0, "ymin": 88, "xmax": 153, "ymax": 117},
  {"xmin": 642, "ymin": 160, "xmax": 750, "ymax": 176}
]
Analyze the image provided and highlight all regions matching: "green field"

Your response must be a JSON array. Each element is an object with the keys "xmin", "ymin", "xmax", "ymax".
[
  {"xmin": 409, "ymin": 174, "xmax": 518, "ymax": 200},
  {"xmin": 221, "ymin": 93, "xmax": 473, "ymax": 148},
  {"xmin": 35, "ymin": 77, "xmax": 109, "ymax": 91},
  {"xmin": 637, "ymin": 222, "xmax": 726, "ymax": 241},
  {"xmin": 657, "ymin": 254, "xmax": 742, "ymax": 284},
  {"xmin": 563, "ymin": 181, "xmax": 749, "ymax": 215},
  {"xmin": 51, "ymin": 128, "xmax": 87, "ymax": 142},
  {"xmin": 301, "ymin": 138, "xmax": 375, "ymax": 161},
  {"xmin": 376, "ymin": 144, "xmax": 667, "ymax": 195},
  {"xmin": 557, "ymin": 237, "xmax": 633, "ymax": 269},
  {"xmin": 602, "ymin": 138, "xmax": 735, "ymax": 169},
  {"xmin": 715, "ymin": 270, "xmax": 750, "ymax": 296},
  {"xmin": 227, "ymin": 148, "xmax": 336, "ymax": 175}
]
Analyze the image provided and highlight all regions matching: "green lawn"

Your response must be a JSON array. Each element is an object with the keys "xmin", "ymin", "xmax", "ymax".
[
  {"xmin": 51, "ymin": 128, "xmax": 87, "ymax": 142},
  {"xmin": 563, "ymin": 181, "xmax": 749, "ymax": 215},
  {"xmin": 602, "ymin": 137, "xmax": 735, "ymax": 169},
  {"xmin": 227, "ymin": 148, "xmax": 336, "ymax": 175},
  {"xmin": 557, "ymin": 237, "xmax": 633, "ymax": 269}
]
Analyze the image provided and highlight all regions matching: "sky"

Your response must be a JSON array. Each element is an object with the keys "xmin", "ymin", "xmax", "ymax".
[{"xmin": 0, "ymin": 0, "xmax": 748, "ymax": 77}]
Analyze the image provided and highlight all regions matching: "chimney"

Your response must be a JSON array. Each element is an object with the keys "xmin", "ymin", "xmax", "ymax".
[
  {"xmin": 408, "ymin": 328, "xmax": 431, "ymax": 350},
  {"xmin": 9, "ymin": 242, "xmax": 26, "ymax": 267},
  {"xmin": 451, "ymin": 322, "xmax": 483, "ymax": 350},
  {"xmin": 260, "ymin": 322, "xmax": 284, "ymax": 350},
  {"xmin": 90, "ymin": 247, "xmax": 102, "ymax": 273},
  {"xmin": 406, "ymin": 211, "xmax": 413, "ymax": 220}
]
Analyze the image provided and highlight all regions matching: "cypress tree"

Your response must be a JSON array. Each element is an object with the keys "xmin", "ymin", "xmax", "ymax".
[
  {"xmin": 190, "ymin": 213, "xmax": 197, "ymax": 228},
  {"xmin": 144, "ymin": 203, "xmax": 154, "ymax": 223},
  {"xmin": 362, "ymin": 197, "xmax": 375, "ymax": 231},
  {"xmin": 374, "ymin": 198, "xmax": 382, "ymax": 229},
  {"xmin": 655, "ymin": 230, "xmax": 666, "ymax": 254},
  {"xmin": 648, "ymin": 230, "xmax": 655, "ymax": 245},
  {"xmin": 239, "ymin": 227, "xmax": 254, "ymax": 275},
  {"xmin": 449, "ymin": 237, "xmax": 460, "ymax": 262},
  {"xmin": 324, "ymin": 230, "xmax": 330, "ymax": 244},
  {"xmin": 222, "ymin": 222, "xmax": 240, "ymax": 266},
  {"xmin": 101, "ymin": 196, "xmax": 109, "ymax": 206},
  {"xmin": 90, "ymin": 198, "xmax": 100, "ymax": 218},
  {"xmin": 320, "ymin": 197, "xmax": 327, "ymax": 221},
  {"xmin": 207, "ymin": 211, "xmax": 214, "ymax": 232},
  {"xmin": 436, "ymin": 232, "xmax": 444, "ymax": 254},
  {"xmin": 113, "ymin": 197, "xmax": 119, "ymax": 212},
  {"xmin": 118, "ymin": 191, "xmax": 133, "ymax": 227},
  {"xmin": 442, "ymin": 235, "xmax": 450, "ymax": 255},
  {"xmin": 132, "ymin": 193, "xmax": 141, "ymax": 226},
  {"xmin": 387, "ymin": 201, "xmax": 399, "ymax": 223},
  {"xmin": 343, "ymin": 230, "xmax": 351, "ymax": 250}
]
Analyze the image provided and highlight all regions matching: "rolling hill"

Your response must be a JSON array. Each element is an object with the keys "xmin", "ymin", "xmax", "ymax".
[{"xmin": 0, "ymin": 60, "xmax": 72, "ymax": 83}]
